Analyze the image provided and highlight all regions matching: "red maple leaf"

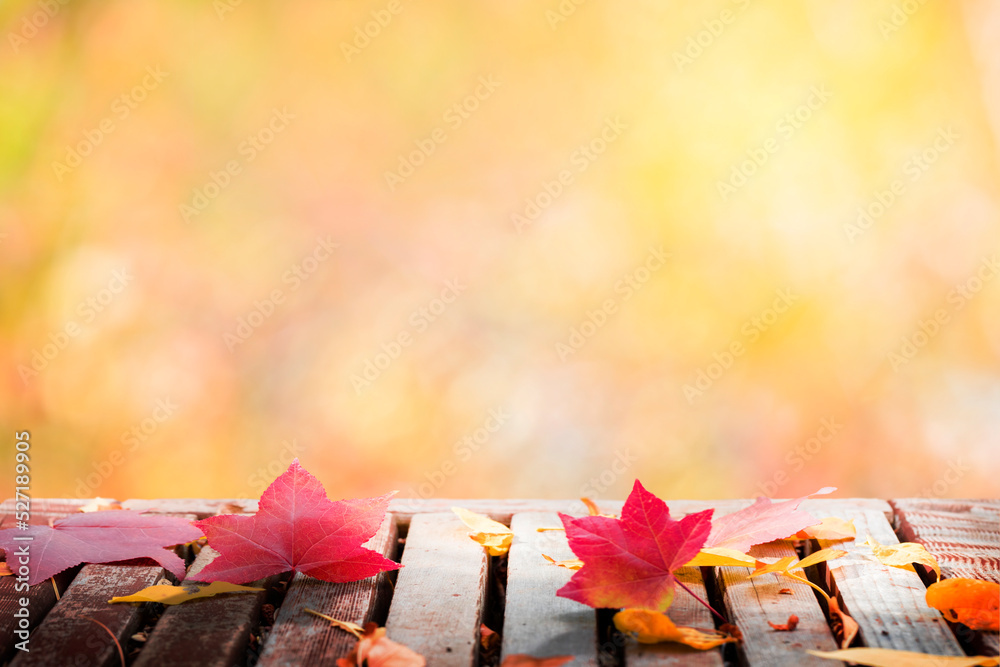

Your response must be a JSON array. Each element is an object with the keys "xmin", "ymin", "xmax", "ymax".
[
  {"xmin": 0, "ymin": 511, "xmax": 201, "ymax": 585},
  {"xmin": 192, "ymin": 459, "xmax": 400, "ymax": 584},
  {"xmin": 556, "ymin": 480, "xmax": 712, "ymax": 611},
  {"xmin": 705, "ymin": 487, "xmax": 834, "ymax": 553}
]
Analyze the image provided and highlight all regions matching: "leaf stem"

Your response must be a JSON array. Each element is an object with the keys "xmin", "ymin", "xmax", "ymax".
[{"xmin": 675, "ymin": 577, "xmax": 729, "ymax": 626}]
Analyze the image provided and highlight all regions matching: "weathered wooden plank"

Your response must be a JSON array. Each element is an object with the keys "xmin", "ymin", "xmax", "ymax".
[
  {"xmin": 819, "ymin": 508, "xmax": 965, "ymax": 656},
  {"xmin": 891, "ymin": 499, "xmax": 1000, "ymax": 583},
  {"xmin": 717, "ymin": 542, "xmax": 842, "ymax": 667},
  {"xmin": 10, "ymin": 562, "xmax": 167, "ymax": 667},
  {"xmin": 384, "ymin": 512, "xmax": 488, "ymax": 666},
  {"xmin": 117, "ymin": 497, "xmax": 893, "ymax": 526},
  {"xmin": 0, "ymin": 569, "xmax": 77, "ymax": 662},
  {"xmin": 626, "ymin": 567, "xmax": 725, "ymax": 667},
  {"xmin": 500, "ymin": 512, "xmax": 597, "ymax": 665},
  {"xmin": 132, "ymin": 545, "xmax": 278, "ymax": 667},
  {"xmin": 256, "ymin": 515, "xmax": 398, "ymax": 666}
]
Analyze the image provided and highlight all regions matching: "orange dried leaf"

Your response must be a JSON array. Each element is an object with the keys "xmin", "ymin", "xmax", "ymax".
[
  {"xmin": 779, "ymin": 588, "xmax": 793, "ymax": 595},
  {"xmin": 0, "ymin": 562, "xmax": 12, "ymax": 576},
  {"xmin": 336, "ymin": 622, "xmax": 425, "ymax": 667},
  {"xmin": 500, "ymin": 655, "xmax": 574, "ymax": 667},
  {"xmin": 926, "ymin": 578, "xmax": 999, "ymax": 631},
  {"xmin": 480, "ymin": 624, "xmax": 500, "ymax": 651},
  {"xmin": 613, "ymin": 608, "xmax": 738, "ymax": 648},
  {"xmin": 828, "ymin": 597, "xmax": 859, "ymax": 649},
  {"xmin": 768, "ymin": 614, "xmax": 799, "ymax": 631},
  {"xmin": 542, "ymin": 554, "xmax": 583, "ymax": 571}
]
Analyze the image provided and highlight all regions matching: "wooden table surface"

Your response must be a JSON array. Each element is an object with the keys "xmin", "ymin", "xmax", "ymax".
[{"xmin": 1, "ymin": 497, "xmax": 997, "ymax": 666}]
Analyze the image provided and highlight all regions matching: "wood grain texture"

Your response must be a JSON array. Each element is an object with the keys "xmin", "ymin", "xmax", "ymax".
[
  {"xmin": 10, "ymin": 562, "xmax": 167, "ymax": 667},
  {"xmin": 500, "ymin": 512, "xmax": 597, "ymax": 666},
  {"xmin": 625, "ymin": 567, "xmax": 725, "ymax": 667},
  {"xmin": 717, "ymin": 542, "xmax": 842, "ymax": 667},
  {"xmin": 256, "ymin": 515, "xmax": 398, "ymax": 666},
  {"xmin": 384, "ymin": 512, "xmax": 487, "ymax": 667},
  {"xmin": 132, "ymin": 546, "xmax": 277, "ymax": 667},
  {"xmin": 819, "ymin": 507, "xmax": 964, "ymax": 656}
]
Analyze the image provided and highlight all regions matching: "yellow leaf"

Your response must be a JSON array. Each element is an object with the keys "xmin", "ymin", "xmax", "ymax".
[
  {"xmin": 108, "ymin": 581, "xmax": 264, "ymax": 605},
  {"xmin": 749, "ymin": 548, "xmax": 847, "ymax": 579},
  {"xmin": 304, "ymin": 608, "xmax": 364, "ymax": 638},
  {"xmin": 452, "ymin": 507, "xmax": 513, "ymax": 556},
  {"xmin": 865, "ymin": 534, "xmax": 941, "ymax": 580},
  {"xmin": 926, "ymin": 578, "xmax": 1000, "ymax": 631},
  {"xmin": 794, "ymin": 517, "xmax": 856, "ymax": 542},
  {"xmin": 613, "ymin": 609, "xmax": 738, "ymax": 649},
  {"xmin": 685, "ymin": 547, "xmax": 758, "ymax": 568},
  {"xmin": 807, "ymin": 648, "xmax": 999, "ymax": 666},
  {"xmin": 542, "ymin": 554, "xmax": 583, "ymax": 570}
]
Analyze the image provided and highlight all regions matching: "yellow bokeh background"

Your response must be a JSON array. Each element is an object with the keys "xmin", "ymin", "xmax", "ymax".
[{"xmin": 3, "ymin": 0, "xmax": 998, "ymax": 502}]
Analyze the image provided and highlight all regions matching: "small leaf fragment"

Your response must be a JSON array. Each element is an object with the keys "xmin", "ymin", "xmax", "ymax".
[
  {"xmin": 807, "ymin": 648, "xmax": 999, "ymax": 666},
  {"xmin": 336, "ymin": 622, "xmax": 426, "ymax": 666},
  {"xmin": 109, "ymin": 581, "xmax": 264, "ymax": 605},
  {"xmin": 865, "ymin": 534, "xmax": 940, "ymax": 580},
  {"xmin": 828, "ymin": 597, "xmax": 859, "ymax": 649},
  {"xmin": 614, "ymin": 608, "xmax": 738, "ymax": 648},
  {"xmin": 542, "ymin": 554, "xmax": 583, "ymax": 571},
  {"xmin": 926, "ymin": 578, "xmax": 999, "ymax": 631},
  {"xmin": 768, "ymin": 614, "xmax": 799, "ymax": 631},
  {"xmin": 452, "ymin": 507, "xmax": 513, "ymax": 556}
]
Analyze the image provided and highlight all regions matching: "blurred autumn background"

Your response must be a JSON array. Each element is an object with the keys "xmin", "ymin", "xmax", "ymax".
[{"xmin": 3, "ymin": 0, "xmax": 999, "ymax": 503}]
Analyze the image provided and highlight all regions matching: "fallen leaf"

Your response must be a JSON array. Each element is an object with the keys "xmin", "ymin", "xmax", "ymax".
[
  {"xmin": 768, "ymin": 614, "xmax": 799, "ymax": 631},
  {"xmin": 79, "ymin": 498, "xmax": 122, "ymax": 512},
  {"xmin": 864, "ymin": 534, "xmax": 941, "ymax": 581},
  {"xmin": 581, "ymin": 497, "xmax": 615, "ymax": 517},
  {"xmin": 705, "ymin": 487, "xmax": 835, "ymax": 553},
  {"xmin": 542, "ymin": 554, "xmax": 584, "ymax": 570},
  {"xmin": 304, "ymin": 608, "xmax": 364, "ymax": 638},
  {"xmin": 749, "ymin": 548, "xmax": 848, "ymax": 579},
  {"xmin": 336, "ymin": 622, "xmax": 426, "ymax": 667},
  {"xmin": 614, "ymin": 608, "xmax": 738, "ymax": 648},
  {"xmin": 557, "ymin": 480, "xmax": 713, "ymax": 612},
  {"xmin": 499, "ymin": 656, "xmax": 574, "ymax": 667},
  {"xmin": 193, "ymin": 459, "xmax": 400, "ymax": 584},
  {"xmin": 480, "ymin": 624, "xmax": 500, "ymax": 651},
  {"xmin": 0, "ymin": 510, "xmax": 201, "ymax": 585},
  {"xmin": 0, "ymin": 562, "xmax": 12, "ymax": 576},
  {"xmin": 807, "ymin": 648, "xmax": 999, "ymax": 666},
  {"xmin": 779, "ymin": 588, "xmax": 793, "ymax": 595},
  {"xmin": 926, "ymin": 578, "xmax": 1000, "ymax": 631},
  {"xmin": 719, "ymin": 623, "xmax": 742, "ymax": 642},
  {"xmin": 828, "ymin": 597, "xmax": 859, "ymax": 649},
  {"xmin": 452, "ymin": 507, "xmax": 513, "ymax": 556},
  {"xmin": 793, "ymin": 517, "xmax": 855, "ymax": 542},
  {"xmin": 685, "ymin": 547, "xmax": 757, "ymax": 568},
  {"xmin": 108, "ymin": 581, "xmax": 264, "ymax": 605}
]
